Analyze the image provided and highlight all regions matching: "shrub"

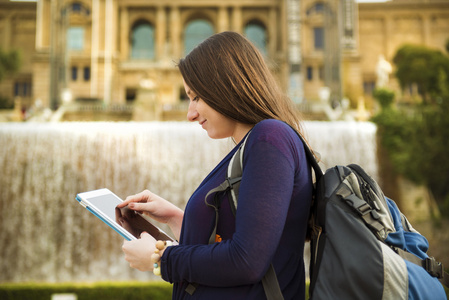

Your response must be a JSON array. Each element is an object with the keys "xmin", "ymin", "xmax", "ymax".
[
  {"xmin": 0, "ymin": 281, "xmax": 172, "ymax": 300},
  {"xmin": 373, "ymin": 88, "xmax": 395, "ymax": 110}
]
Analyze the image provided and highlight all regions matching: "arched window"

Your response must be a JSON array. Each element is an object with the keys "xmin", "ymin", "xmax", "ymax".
[
  {"xmin": 67, "ymin": 27, "xmax": 84, "ymax": 50},
  {"xmin": 307, "ymin": 2, "xmax": 326, "ymax": 15},
  {"xmin": 69, "ymin": 2, "xmax": 90, "ymax": 15},
  {"xmin": 131, "ymin": 21, "xmax": 155, "ymax": 59},
  {"xmin": 244, "ymin": 21, "xmax": 267, "ymax": 56},
  {"xmin": 65, "ymin": 2, "xmax": 90, "ymax": 51},
  {"xmin": 314, "ymin": 27, "xmax": 324, "ymax": 50},
  {"xmin": 184, "ymin": 19, "xmax": 214, "ymax": 55}
]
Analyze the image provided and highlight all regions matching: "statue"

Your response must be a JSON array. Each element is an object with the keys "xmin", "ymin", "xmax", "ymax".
[
  {"xmin": 133, "ymin": 76, "xmax": 160, "ymax": 121},
  {"xmin": 376, "ymin": 55, "xmax": 392, "ymax": 88}
]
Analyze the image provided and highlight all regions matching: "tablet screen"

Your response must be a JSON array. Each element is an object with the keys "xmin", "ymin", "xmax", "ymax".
[
  {"xmin": 84, "ymin": 192, "xmax": 175, "ymax": 242},
  {"xmin": 88, "ymin": 193, "xmax": 121, "ymax": 222}
]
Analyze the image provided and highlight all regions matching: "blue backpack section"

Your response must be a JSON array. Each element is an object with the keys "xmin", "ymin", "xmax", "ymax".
[{"xmin": 385, "ymin": 198, "xmax": 447, "ymax": 300}]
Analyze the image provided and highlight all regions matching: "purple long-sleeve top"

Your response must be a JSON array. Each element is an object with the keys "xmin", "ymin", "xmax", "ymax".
[{"xmin": 161, "ymin": 119, "xmax": 313, "ymax": 299}]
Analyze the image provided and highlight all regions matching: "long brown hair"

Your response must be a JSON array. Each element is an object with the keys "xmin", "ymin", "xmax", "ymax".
[{"xmin": 178, "ymin": 31, "xmax": 304, "ymax": 135}]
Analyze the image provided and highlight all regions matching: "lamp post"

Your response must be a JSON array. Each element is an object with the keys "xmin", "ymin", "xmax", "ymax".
[
  {"xmin": 286, "ymin": 0, "xmax": 303, "ymax": 104},
  {"xmin": 49, "ymin": 0, "xmax": 68, "ymax": 110}
]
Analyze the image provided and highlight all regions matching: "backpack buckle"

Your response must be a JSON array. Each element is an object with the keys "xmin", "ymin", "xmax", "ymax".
[
  {"xmin": 337, "ymin": 185, "xmax": 372, "ymax": 216},
  {"xmin": 343, "ymin": 194, "xmax": 372, "ymax": 216},
  {"xmin": 227, "ymin": 176, "xmax": 241, "ymax": 189},
  {"xmin": 424, "ymin": 257, "xmax": 443, "ymax": 278}
]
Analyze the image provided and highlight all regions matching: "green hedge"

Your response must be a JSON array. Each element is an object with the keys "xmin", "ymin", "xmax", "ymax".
[
  {"xmin": 0, "ymin": 281, "xmax": 173, "ymax": 300},
  {"xmin": 1, "ymin": 281, "xmax": 444, "ymax": 299}
]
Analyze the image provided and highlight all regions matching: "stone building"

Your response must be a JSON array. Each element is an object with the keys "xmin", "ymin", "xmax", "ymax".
[
  {"xmin": 358, "ymin": 0, "xmax": 449, "ymax": 104},
  {"xmin": 0, "ymin": 0, "xmax": 448, "ymax": 120}
]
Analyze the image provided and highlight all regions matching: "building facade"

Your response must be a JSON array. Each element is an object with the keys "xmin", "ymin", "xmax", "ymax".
[
  {"xmin": 358, "ymin": 0, "xmax": 449, "ymax": 104},
  {"xmin": 0, "ymin": 0, "xmax": 448, "ymax": 120}
]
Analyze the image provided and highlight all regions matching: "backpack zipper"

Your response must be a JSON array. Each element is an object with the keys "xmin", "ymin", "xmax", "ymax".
[{"xmin": 356, "ymin": 175, "xmax": 376, "ymax": 209}]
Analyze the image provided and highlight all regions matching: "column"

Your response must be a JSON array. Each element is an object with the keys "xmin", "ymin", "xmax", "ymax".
[
  {"xmin": 49, "ymin": 0, "xmax": 59, "ymax": 109},
  {"xmin": 120, "ymin": 6, "xmax": 129, "ymax": 60},
  {"xmin": 268, "ymin": 7, "xmax": 277, "ymax": 57},
  {"xmin": 279, "ymin": 0, "xmax": 287, "ymax": 59},
  {"xmin": 36, "ymin": 0, "xmax": 52, "ymax": 49},
  {"xmin": 170, "ymin": 6, "xmax": 181, "ymax": 58},
  {"xmin": 91, "ymin": 0, "xmax": 100, "ymax": 97},
  {"xmin": 231, "ymin": 6, "xmax": 242, "ymax": 33},
  {"xmin": 104, "ymin": 0, "xmax": 113, "ymax": 104},
  {"xmin": 421, "ymin": 13, "xmax": 431, "ymax": 46},
  {"xmin": 286, "ymin": 0, "xmax": 303, "ymax": 103},
  {"xmin": 384, "ymin": 16, "xmax": 393, "ymax": 58},
  {"xmin": 217, "ymin": 6, "xmax": 228, "ymax": 33},
  {"xmin": 2, "ymin": 14, "xmax": 12, "ymax": 51},
  {"xmin": 156, "ymin": 6, "xmax": 166, "ymax": 60},
  {"xmin": 35, "ymin": 0, "xmax": 43, "ymax": 49}
]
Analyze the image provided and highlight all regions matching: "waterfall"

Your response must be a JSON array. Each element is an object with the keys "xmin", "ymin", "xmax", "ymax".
[
  {"xmin": 304, "ymin": 121, "xmax": 378, "ymax": 179},
  {"xmin": 0, "ymin": 121, "xmax": 377, "ymax": 283}
]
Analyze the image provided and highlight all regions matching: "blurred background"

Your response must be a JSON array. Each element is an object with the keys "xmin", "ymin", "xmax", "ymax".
[{"xmin": 0, "ymin": 0, "xmax": 448, "ymax": 288}]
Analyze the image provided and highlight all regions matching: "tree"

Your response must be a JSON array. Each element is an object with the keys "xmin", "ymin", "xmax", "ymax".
[
  {"xmin": 0, "ymin": 48, "xmax": 21, "ymax": 109},
  {"xmin": 373, "ymin": 88, "xmax": 395, "ymax": 110},
  {"xmin": 0, "ymin": 48, "xmax": 21, "ymax": 81},
  {"xmin": 372, "ymin": 50, "xmax": 449, "ymax": 217},
  {"xmin": 393, "ymin": 44, "xmax": 449, "ymax": 103}
]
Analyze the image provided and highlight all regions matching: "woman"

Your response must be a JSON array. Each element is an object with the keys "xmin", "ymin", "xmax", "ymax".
[{"xmin": 120, "ymin": 31, "xmax": 313, "ymax": 299}]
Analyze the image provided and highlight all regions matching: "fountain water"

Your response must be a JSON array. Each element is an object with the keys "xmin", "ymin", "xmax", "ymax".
[{"xmin": 0, "ymin": 121, "xmax": 377, "ymax": 283}]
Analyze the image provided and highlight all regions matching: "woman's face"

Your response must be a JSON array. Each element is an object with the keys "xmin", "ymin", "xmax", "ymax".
[{"xmin": 184, "ymin": 80, "xmax": 238, "ymax": 140}]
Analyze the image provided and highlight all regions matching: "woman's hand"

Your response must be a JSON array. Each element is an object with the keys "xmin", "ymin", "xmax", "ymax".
[
  {"xmin": 117, "ymin": 190, "xmax": 184, "ymax": 240},
  {"xmin": 122, "ymin": 232, "xmax": 157, "ymax": 272}
]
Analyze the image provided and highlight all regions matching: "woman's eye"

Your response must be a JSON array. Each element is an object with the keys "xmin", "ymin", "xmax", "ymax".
[{"xmin": 193, "ymin": 96, "xmax": 199, "ymax": 102}]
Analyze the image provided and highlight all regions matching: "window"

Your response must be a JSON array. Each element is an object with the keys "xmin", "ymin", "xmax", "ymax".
[
  {"xmin": 83, "ymin": 67, "xmax": 90, "ymax": 81},
  {"xmin": 307, "ymin": 66, "xmax": 313, "ymax": 81},
  {"xmin": 131, "ymin": 21, "xmax": 155, "ymax": 59},
  {"xmin": 307, "ymin": 2, "xmax": 326, "ymax": 15},
  {"xmin": 71, "ymin": 66, "xmax": 78, "ymax": 81},
  {"xmin": 245, "ymin": 21, "xmax": 267, "ymax": 55},
  {"xmin": 180, "ymin": 86, "xmax": 188, "ymax": 102},
  {"xmin": 319, "ymin": 66, "xmax": 324, "ymax": 81},
  {"xmin": 72, "ymin": 3, "xmax": 81, "ymax": 13},
  {"xmin": 291, "ymin": 64, "xmax": 301, "ymax": 73},
  {"xmin": 14, "ymin": 81, "xmax": 32, "ymax": 97},
  {"xmin": 315, "ymin": 3, "xmax": 325, "ymax": 13},
  {"xmin": 332, "ymin": 65, "xmax": 340, "ymax": 81},
  {"xmin": 126, "ymin": 88, "xmax": 137, "ymax": 103},
  {"xmin": 184, "ymin": 19, "xmax": 214, "ymax": 55},
  {"xmin": 67, "ymin": 27, "xmax": 84, "ymax": 50},
  {"xmin": 314, "ymin": 27, "xmax": 324, "ymax": 50},
  {"xmin": 69, "ymin": 2, "xmax": 89, "ymax": 15},
  {"xmin": 364, "ymin": 81, "xmax": 376, "ymax": 95}
]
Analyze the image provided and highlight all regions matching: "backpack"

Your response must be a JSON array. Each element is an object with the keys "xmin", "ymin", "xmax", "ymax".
[{"xmin": 206, "ymin": 127, "xmax": 448, "ymax": 300}]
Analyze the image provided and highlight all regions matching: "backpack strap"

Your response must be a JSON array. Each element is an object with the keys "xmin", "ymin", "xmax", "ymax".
[
  {"xmin": 185, "ymin": 133, "xmax": 252, "ymax": 296},
  {"xmin": 395, "ymin": 248, "xmax": 449, "ymax": 287},
  {"xmin": 204, "ymin": 131, "xmax": 284, "ymax": 299},
  {"xmin": 201, "ymin": 125, "xmax": 322, "ymax": 299},
  {"xmin": 206, "ymin": 124, "xmax": 322, "ymax": 242},
  {"xmin": 226, "ymin": 133, "xmax": 248, "ymax": 214},
  {"xmin": 204, "ymin": 133, "xmax": 249, "ymax": 244},
  {"xmin": 261, "ymin": 264, "xmax": 283, "ymax": 300},
  {"xmin": 217, "ymin": 126, "xmax": 321, "ymax": 300}
]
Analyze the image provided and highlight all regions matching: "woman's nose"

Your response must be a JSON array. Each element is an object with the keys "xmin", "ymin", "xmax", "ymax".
[{"xmin": 187, "ymin": 100, "xmax": 198, "ymax": 122}]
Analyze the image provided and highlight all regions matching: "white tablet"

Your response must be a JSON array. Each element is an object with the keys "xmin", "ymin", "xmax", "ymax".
[{"xmin": 76, "ymin": 188, "xmax": 175, "ymax": 242}]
